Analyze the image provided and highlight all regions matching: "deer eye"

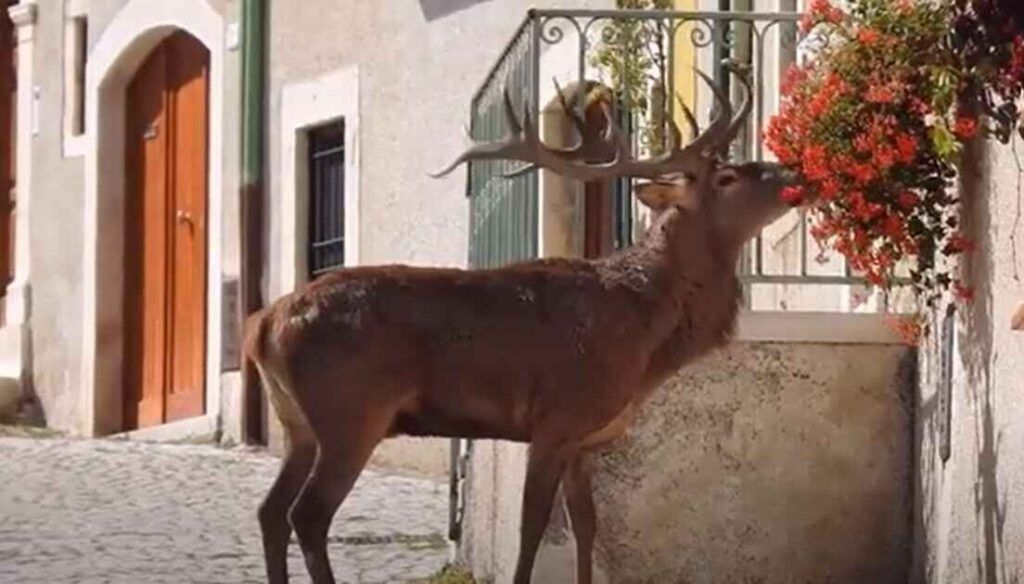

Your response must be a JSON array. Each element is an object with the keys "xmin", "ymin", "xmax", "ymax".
[{"xmin": 713, "ymin": 172, "xmax": 738, "ymax": 189}]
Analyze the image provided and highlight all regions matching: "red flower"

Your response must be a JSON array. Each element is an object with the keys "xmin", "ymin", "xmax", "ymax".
[
  {"xmin": 799, "ymin": 14, "xmax": 816, "ymax": 34},
  {"xmin": 819, "ymin": 179, "xmax": 841, "ymax": 201},
  {"xmin": 854, "ymin": 131, "xmax": 874, "ymax": 153},
  {"xmin": 781, "ymin": 65, "xmax": 809, "ymax": 95},
  {"xmin": 882, "ymin": 214, "xmax": 904, "ymax": 239},
  {"xmin": 873, "ymin": 145, "xmax": 896, "ymax": 170},
  {"xmin": 802, "ymin": 145, "xmax": 831, "ymax": 181},
  {"xmin": 816, "ymin": 0, "xmax": 844, "ymax": 24},
  {"xmin": 953, "ymin": 281, "xmax": 975, "ymax": 302},
  {"xmin": 865, "ymin": 85, "xmax": 895, "ymax": 104},
  {"xmin": 1012, "ymin": 38, "xmax": 1024, "ymax": 79},
  {"xmin": 849, "ymin": 190, "xmax": 883, "ymax": 222},
  {"xmin": 810, "ymin": 222, "xmax": 832, "ymax": 241},
  {"xmin": 801, "ymin": 0, "xmax": 843, "ymax": 32},
  {"xmin": 909, "ymin": 96, "xmax": 930, "ymax": 115},
  {"xmin": 762, "ymin": 0, "xmax": 986, "ymax": 312},
  {"xmin": 953, "ymin": 115, "xmax": 978, "ymax": 140},
  {"xmin": 780, "ymin": 186, "xmax": 805, "ymax": 205},
  {"xmin": 885, "ymin": 315, "xmax": 922, "ymax": 346},
  {"xmin": 848, "ymin": 163, "xmax": 877, "ymax": 185},
  {"xmin": 897, "ymin": 191, "xmax": 919, "ymax": 210},
  {"xmin": 895, "ymin": 134, "xmax": 918, "ymax": 163},
  {"xmin": 857, "ymin": 28, "xmax": 882, "ymax": 46},
  {"xmin": 945, "ymin": 233, "xmax": 975, "ymax": 254}
]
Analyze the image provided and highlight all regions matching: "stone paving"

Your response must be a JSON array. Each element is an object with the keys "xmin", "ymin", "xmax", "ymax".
[{"xmin": 0, "ymin": 435, "xmax": 451, "ymax": 583}]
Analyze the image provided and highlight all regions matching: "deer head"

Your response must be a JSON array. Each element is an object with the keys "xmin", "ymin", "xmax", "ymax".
[
  {"xmin": 434, "ymin": 65, "xmax": 800, "ymax": 260},
  {"xmin": 635, "ymin": 160, "xmax": 798, "ymax": 254}
]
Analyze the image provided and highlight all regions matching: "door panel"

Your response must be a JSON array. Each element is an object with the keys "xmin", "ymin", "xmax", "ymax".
[
  {"xmin": 125, "ymin": 46, "xmax": 170, "ymax": 429},
  {"xmin": 165, "ymin": 33, "xmax": 209, "ymax": 422},
  {"xmin": 123, "ymin": 33, "xmax": 209, "ymax": 430}
]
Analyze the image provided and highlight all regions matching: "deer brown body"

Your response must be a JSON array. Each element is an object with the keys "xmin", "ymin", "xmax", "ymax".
[{"xmin": 247, "ymin": 68, "xmax": 799, "ymax": 584}]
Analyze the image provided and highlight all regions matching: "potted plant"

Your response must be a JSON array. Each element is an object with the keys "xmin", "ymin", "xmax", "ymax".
[{"xmin": 766, "ymin": 0, "xmax": 1024, "ymax": 341}]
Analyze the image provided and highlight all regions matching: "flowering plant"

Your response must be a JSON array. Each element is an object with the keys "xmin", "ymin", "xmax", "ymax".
[{"xmin": 766, "ymin": 0, "xmax": 1024, "ymax": 323}]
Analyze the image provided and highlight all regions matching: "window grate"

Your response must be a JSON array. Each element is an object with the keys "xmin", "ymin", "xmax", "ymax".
[{"xmin": 307, "ymin": 120, "xmax": 345, "ymax": 279}]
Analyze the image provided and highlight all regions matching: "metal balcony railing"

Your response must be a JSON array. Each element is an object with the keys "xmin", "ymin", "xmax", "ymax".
[{"xmin": 464, "ymin": 8, "xmax": 915, "ymax": 312}]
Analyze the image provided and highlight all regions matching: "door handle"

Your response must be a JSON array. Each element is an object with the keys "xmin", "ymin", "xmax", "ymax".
[{"xmin": 176, "ymin": 209, "xmax": 195, "ymax": 229}]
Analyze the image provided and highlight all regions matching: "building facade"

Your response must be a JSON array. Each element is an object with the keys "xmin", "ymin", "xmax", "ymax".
[
  {"xmin": 4, "ymin": 0, "xmax": 609, "ymax": 475},
  {"xmin": 4, "ymin": 0, "xmax": 1024, "ymax": 581}
]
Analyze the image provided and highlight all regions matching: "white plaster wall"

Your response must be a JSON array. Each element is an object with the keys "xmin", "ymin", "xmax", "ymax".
[{"xmin": 913, "ymin": 135, "xmax": 1024, "ymax": 583}]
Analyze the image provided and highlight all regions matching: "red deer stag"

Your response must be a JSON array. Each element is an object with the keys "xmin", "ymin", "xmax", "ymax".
[{"xmin": 245, "ymin": 66, "xmax": 799, "ymax": 584}]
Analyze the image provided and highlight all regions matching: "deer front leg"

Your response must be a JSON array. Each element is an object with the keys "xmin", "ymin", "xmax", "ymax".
[
  {"xmin": 563, "ymin": 454, "xmax": 596, "ymax": 584},
  {"xmin": 513, "ymin": 443, "xmax": 568, "ymax": 584}
]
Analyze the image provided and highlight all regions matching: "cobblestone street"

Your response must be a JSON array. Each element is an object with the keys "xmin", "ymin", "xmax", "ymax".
[{"xmin": 0, "ymin": 435, "xmax": 451, "ymax": 584}]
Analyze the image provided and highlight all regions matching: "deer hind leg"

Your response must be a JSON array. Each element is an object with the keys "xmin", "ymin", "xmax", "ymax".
[
  {"xmin": 287, "ymin": 404, "xmax": 395, "ymax": 584},
  {"xmin": 259, "ymin": 436, "xmax": 316, "ymax": 584},
  {"xmin": 257, "ymin": 370, "xmax": 318, "ymax": 584},
  {"xmin": 563, "ymin": 454, "xmax": 596, "ymax": 584},
  {"xmin": 513, "ymin": 441, "xmax": 570, "ymax": 584}
]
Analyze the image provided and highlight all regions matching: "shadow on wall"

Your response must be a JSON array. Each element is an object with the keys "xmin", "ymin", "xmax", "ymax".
[
  {"xmin": 960, "ymin": 136, "xmax": 1019, "ymax": 584},
  {"xmin": 418, "ymin": 0, "xmax": 494, "ymax": 21},
  {"xmin": 915, "ymin": 368, "xmax": 938, "ymax": 584}
]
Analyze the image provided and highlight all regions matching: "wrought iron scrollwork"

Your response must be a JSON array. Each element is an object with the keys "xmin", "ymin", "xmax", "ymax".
[{"xmin": 465, "ymin": 8, "xmax": 867, "ymax": 289}]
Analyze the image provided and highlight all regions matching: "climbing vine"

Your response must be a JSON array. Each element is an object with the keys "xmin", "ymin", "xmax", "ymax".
[{"xmin": 590, "ymin": 0, "xmax": 673, "ymax": 152}]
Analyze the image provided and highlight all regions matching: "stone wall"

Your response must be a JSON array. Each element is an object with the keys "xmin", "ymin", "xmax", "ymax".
[{"xmin": 460, "ymin": 314, "xmax": 914, "ymax": 583}]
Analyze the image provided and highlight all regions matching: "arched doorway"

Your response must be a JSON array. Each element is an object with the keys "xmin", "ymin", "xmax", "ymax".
[{"xmin": 122, "ymin": 31, "xmax": 209, "ymax": 430}]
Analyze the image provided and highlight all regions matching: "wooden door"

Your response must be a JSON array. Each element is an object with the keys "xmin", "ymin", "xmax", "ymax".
[
  {"xmin": 123, "ymin": 32, "xmax": 209, "ymax": 430},
  {"xmin": 164, "ymin": 34, "xmax": 209, "ymax": 421},
  {"xmin": 583, "ymin": 98, "xmax": 614, "ymax": 259}
]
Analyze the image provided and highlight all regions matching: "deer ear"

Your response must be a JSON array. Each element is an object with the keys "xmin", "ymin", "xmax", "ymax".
[
  {"xmin": 635, "ymin": 182, "xmax": 675, "ymax": 210},
  {"xmin": 635, "ymin": 181, "xmax": 696, "ymax": 211},
  {"xmin": 636, "ymin": 179, "xmax": 701, "ymax": 212}
]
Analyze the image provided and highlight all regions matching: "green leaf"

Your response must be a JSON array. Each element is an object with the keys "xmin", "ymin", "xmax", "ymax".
[{"xmin": 929, "ymin": 121, "xmax": 960, "ymax": 160}]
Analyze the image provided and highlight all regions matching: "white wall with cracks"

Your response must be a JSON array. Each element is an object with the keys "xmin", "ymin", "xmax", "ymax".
[{"xmin": 914, "ymin": 134, "xmax": 1024, "ymax": 584}]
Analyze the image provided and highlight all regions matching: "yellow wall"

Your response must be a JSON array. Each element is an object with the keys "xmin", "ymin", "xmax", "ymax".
[{"xmin": 671, "ymin": 0, "xmax": 698, "ymax": 128}]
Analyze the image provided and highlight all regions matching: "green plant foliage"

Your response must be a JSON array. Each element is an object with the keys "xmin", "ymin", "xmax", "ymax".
[{"xmin": 590, "ymin": 0, "xmax": 673, "ymax": 152}]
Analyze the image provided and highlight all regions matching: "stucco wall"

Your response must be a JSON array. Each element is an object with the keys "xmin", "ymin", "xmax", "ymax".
[
  {"xmin": 460, "ymin": 317, "xmax": 915, "ymax": 583},
  {"xmin": 27, "ymin": 0, "xmax": 89, "ymax": 432},
  {"xmin": 913, "ymin": 136, "xmax": 1024, "ymax": 582}
]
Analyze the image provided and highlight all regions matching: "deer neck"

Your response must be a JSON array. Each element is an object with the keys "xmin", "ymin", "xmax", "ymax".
[{"xmin": 609, "ymin": 206, "xmax": 742, "ymax": 385}]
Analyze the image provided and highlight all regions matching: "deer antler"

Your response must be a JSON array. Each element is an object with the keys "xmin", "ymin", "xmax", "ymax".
[
  {"xmin": 502, "ymin": 79, "xmax": 621, "ymax": 179},
  {"xmin": 712, "ymin": 61, "xmax": 753, "ymax": 158},
  {"xmin": 432, "ymin": 65, "xmax": 752, "ymax": 182}
]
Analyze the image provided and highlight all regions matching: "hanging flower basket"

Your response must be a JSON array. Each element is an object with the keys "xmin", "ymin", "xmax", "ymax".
[{"xmin": 766, "ymin": 0, "xmax": 1024, "ymax": 339}]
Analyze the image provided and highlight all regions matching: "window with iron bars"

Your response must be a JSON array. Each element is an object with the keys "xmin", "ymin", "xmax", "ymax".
[{"xmin": 307, "ymin": 120, "xmax": 346, "ymax": 279}]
